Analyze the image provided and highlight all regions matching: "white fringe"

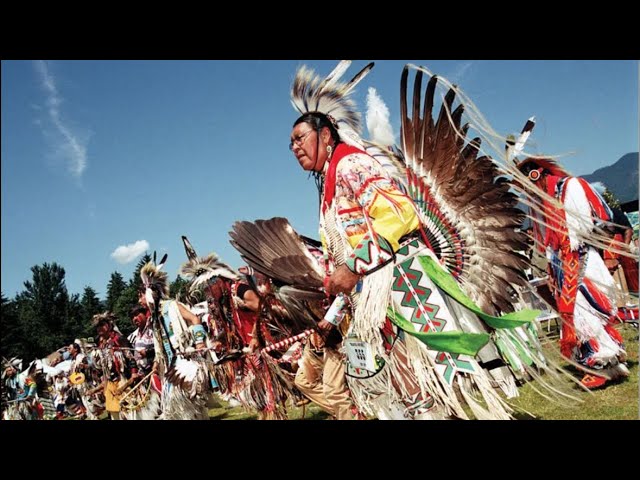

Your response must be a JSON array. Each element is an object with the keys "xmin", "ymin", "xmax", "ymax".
[
  {"xmin": 160, "ymin": 382, "xmax": 209, "ymax": 420},
  {"xmin": 574, "ymin": 294, "xmax": 625, "ymax": 364},
  {"xmin": 583, "ymin": 247, "xmax": 618, "ymax": 315},
  {"xmin": 351, "ymin": 262, "xmax": 395, "ymax": 348},
  {"xmin": 403, "ymin": 334, "xmax": 469, "ymax": 418},
  {"xmin": 443, "ymin": 292, "xmax": 520, "ymax": 396},
  {"xmin": 456, "ymin": 372, "xmax": 513, "ymax": 420},
  {"xmin": 320, "ymin": 207, "xmax": 353, "ymax": 267},
  {"xmin": 121, "ymin": 388, "xmax": 162, "ymax": 420}
]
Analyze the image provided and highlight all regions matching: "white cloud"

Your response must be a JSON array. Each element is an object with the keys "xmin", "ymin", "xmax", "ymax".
[
  {"xmin": 110, "ymin": 240, "xmax": 150, "ymax": 264},
  {"xmin": 33, "ymin": 60, "xmax": 88, "ymax": 179}
]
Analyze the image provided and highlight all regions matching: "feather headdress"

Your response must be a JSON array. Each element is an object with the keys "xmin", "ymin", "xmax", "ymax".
[
  {"xmin": 2, "ymin": 357, "xmax": 23, "ymax": 376},
  {"xmin": 91, "ymin": 311, "xmax": 118, "ymax": 327},
  {"xmin": 291, "ymin": 60, "xmax": 374, "ymax": 147},
  {"xmin": 509, "ymin": 119, "xmax": 568, "ymax": 178},
  {"xmin": 140, "ymin": 254, "xmax": 169, "ymax": 307},
  {"xmin": 516, "ymin": 156, "xmax": 570, "ymax": 178},
  {"xmin": 506, "ymin": 116, "xmax": 536, "ymax": 165},
  {"xmin": 180, "ymin": 236, "xmax": 239, "ymax": 293}
]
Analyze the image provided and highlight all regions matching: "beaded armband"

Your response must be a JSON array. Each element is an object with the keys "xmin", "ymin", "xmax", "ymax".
[
  {"xmin": 346, "ymin": 233, "xmax": 394, "ymax": 275},
  {"xmin": 189, "ymin": 324, "xmax": 207, "ymax": 344}
]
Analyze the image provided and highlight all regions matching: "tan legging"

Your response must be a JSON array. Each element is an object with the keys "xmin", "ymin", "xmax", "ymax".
[{"xmin": 294, "ymin": 344, "xmax": 355, "ymax": 420}]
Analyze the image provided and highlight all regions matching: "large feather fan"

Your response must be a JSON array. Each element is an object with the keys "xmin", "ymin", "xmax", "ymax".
[
  {"xmin": 229, "ymin": 217, "xmax": 327, "ymax": 328},
  {"xmin": 229, "ymin": 218, "xmax": 325, "ymax": 289},
  {"xmin": 398, "ymin": 66, "xmax": 530, "ymax": 315}
]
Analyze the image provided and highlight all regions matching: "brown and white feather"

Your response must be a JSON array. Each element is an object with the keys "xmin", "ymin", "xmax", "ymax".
[{"xmin": 399, "ymin": 66, "xmax": 530, "ymax": 315}]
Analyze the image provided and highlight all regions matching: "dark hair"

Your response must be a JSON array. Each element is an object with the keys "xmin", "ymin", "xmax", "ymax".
[
  {"xmin": 130, "ymin": 305, "xmax": 147, "ymax": 318},
  {"xmin": 518, "ymin": 161, "xmax": 540, "ymax": 176},
  {"xmin": 293, "ymin": 112, "xmax": 341, "ymax": 144},
  {"xmin": 517, "ymin": 157, "xmax": 556, "ymax": 177}
]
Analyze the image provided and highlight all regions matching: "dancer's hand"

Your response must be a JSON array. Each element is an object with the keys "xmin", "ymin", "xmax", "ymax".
[
  {"xmin": 248, "ymin": 337, "xmax": 260, "ymax": 353},
  {"xmin": 309, "ymin": 331, "xmax": 325, "ymax": 349},
  {"xmin": 327, "ymin": 265, "xmax": 360, "ymax": 295},
  {"xmin": 317, "ymin": 319, "xmax": 334, "ymax": 336}
]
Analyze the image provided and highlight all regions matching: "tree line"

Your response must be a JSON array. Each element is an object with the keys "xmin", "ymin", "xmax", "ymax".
[{"xmin": 1, "ymin": 254, "xmax": 189, "ymax": 362}]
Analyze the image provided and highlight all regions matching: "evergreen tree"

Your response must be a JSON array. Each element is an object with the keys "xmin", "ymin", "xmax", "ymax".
[
  {"xmin": 602, "ymin": 188, "xmax": 621, "ymax": 209},
  {"xmin": 81, "ymin": 286, "xmax": 103, "ymax": 317},
  {"xmin": 113, "ymin": 253, "xmax": 152, "ymax": 336},
  {"xmin": 0, "ymin": 292, "xmax": 21, "ymax": 359},
  {"xmin": 114, "ymin": 287, "xmax": 137, "ymax": 336},
  {"xmin": 105, "ymin": 272, "xmax": 126, "ymax": 312},
  {"xmin": 131, "ymin": 253, "xmax": 152, "ymax": 291},
  {"xmin": 79, "ymin": 286, "xmax": 104, "ymax": 336},
  {"xmin": 20, "ymin": 262, "xmax": 70, "ymax": 357},
  {"xmin": 169, "ymin": 275, "xmax": 190, "ymax": 302},
  {"xmin": 63, "ymin": 293, "xmax": 84, "ymax": 343}
]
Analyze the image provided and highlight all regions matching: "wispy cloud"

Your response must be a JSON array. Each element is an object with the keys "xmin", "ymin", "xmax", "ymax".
[
  {"xmin": 33, "ymin": 60, "xmax": 88, "ymax": 179},
  {"xmin": 111, "ymin": 240, "xmax": 150, "ymax": 264},
  {"xmin": 450, "ymin": 61, "xmax": 474, "ymax": 83}
]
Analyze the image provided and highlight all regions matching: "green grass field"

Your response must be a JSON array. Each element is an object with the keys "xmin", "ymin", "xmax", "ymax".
[
  {"xmin": 209, "ymin": 323, "xmax": 638, "ymax": 421},
  {"xmin": 209, "ymin": 399, "xmax": 330, "ymax": 421},
  {"xmin": 509, "ymin": 322, "xmax": 638, "ymax": 420}
]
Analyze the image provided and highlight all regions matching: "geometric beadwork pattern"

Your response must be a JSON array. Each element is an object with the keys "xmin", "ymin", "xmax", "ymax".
[
  {"xmin": 347, "ymin": 232, "xmax": 394, "ymax": 275},
  {"xmin": 390, "ymin": 239, "xmax": 478, "ymax": 384},
  {"xmin": 557, "ymin": 246, "xmax": 580, "ymax": 314}
]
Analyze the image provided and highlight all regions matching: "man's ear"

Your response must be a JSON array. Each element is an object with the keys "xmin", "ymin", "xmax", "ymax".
[{"xmin": 322, "ymin": 126, "xmax": 331, "ymax": 144}]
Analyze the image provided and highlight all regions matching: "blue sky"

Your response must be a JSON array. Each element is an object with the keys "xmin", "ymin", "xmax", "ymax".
[{"xmin": 2, "ymin": 60, "xmax": 638, "ymax": 299}]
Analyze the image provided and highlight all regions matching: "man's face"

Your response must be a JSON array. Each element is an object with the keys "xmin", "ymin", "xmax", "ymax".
[
  {"xmin": 132, "ymin": 312, "xmax": 147, "ymax": 330},
  {"xmin": 97, "ymin": 322, "xmax": 110, "ymax": 337},
  {"xmin": 290, "ymin": 123, "xmax": 322, "ymax": 172}
]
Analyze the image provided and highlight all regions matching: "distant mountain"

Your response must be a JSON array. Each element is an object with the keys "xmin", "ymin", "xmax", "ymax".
[{"xmin": 582, "ymin": 152, "xmax": 639, "ymax": 203}]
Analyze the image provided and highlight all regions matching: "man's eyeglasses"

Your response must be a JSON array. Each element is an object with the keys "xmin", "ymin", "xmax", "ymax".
[{"xmin": 289, "ymin": 129, "xmax": 314, "ymax": 150}]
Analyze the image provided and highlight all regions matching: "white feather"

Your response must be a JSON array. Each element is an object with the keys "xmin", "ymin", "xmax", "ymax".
[
  {"xmin": 319, "ymin": 60, "xmax": 352, "ymax": 92},
  {"xmin": 174, "ymin": 357, "xmax": 199, "ymax": 382},
  {"xmin": 210, "ymin": 267, "xmax": 238, "ymax": 281},
  {"xmin": 366, "ymin": 87, "xmax": 395, "ymax": 146},
  {"xmin": 513, "ymin": 116, "xmax": 535, "ymax": 157},
  {"xmin": 191, "ymin": 271, "xmax": 216, "ymax": 291},
  {"xmin": 145, "ymin": 288, "xmax": 155, "ymax": 308}
]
